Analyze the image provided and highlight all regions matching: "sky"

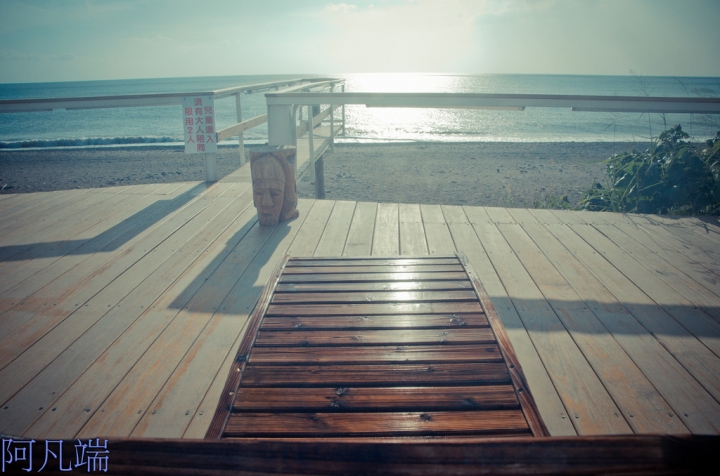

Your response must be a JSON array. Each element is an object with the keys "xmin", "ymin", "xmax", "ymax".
[{"xmin": 0, "ymin": 0, "xmax": 718, "ymax": 83}]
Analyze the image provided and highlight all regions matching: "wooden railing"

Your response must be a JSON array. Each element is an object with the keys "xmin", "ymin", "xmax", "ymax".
[
  {"xmin": 265, "ymin": 91, "xmax": 720, "ymax": 198},
  {"xmin": 0, "ymin": 77, "xmax": 344, "ymax": 181}
]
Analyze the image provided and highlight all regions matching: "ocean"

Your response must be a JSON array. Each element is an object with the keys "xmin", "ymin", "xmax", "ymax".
[{"xmin": 1, "ymin": 73, "xmax": 719, "ymax": 149}]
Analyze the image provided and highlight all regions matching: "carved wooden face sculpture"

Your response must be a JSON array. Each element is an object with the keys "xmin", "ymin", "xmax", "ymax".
[{"xmin": 251, "ymin": 155, "xmax": 286, "ymax": 226}]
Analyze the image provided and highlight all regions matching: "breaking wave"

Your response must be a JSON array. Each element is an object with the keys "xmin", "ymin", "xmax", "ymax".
[{"xmin": 0, "ymin": 136, "xmax": 182, "ymax": 149}]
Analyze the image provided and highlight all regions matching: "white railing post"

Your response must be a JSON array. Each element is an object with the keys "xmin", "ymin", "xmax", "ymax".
[
  {"xmin": 329, "ymin": 85, "xmax": 335, "ymax": 152},
  {"xmin": 267, "ymin": 104, "xmax": 296, "ymax": 147},
  {"xmin": 235, "ymin": 92, "xmax": 245, "ymax": 166},
  {"xmin": 307, "ymin": 109, "xmax": 315, "ymax": 165},
  {"xmin": 204, "ymin": 153, "xmax": 217, "ymax": 182},
  {"xmin": 341, "ymin": 83, "xmax": 346, "ymax": 136}
]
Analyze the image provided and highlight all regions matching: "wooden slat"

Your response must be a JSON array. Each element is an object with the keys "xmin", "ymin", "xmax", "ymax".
[
  {"xmin": 265, "ymin": 301, "xmax": 484, "ymax": 316},
  {"xmin": 271, "ymin": 290, "xmax": 478, "ymax": 304},
  {"xmin": 421, "ymin": 204, "xmax": 457, "ymax": 255},
  {"xmin": 224, "ymin": 410, "xmax": 530, "ymax": 437},
  {"xmin": 314, "ymin": 201, "xmax": 356, "ymax": 256},
  {"xmin": 535, "ymin": 211, "xmax": 720, "ymax": 433},
  {"xmin": 279, "ymin": 271, "xmax": 468, "ymax": 283},
  {"xmin": 506, "ymin": 209, "xmax": 688, "ymax": 434},
  {"xmin": 372, "ymin": 202, "xmax": 399, "ymax": 256},
  {"xmin": 254, "ymin": 328, "xmax": 496, "ymax": 346},
  {"xmin": 468, "ymin": 206, "xmax": 629, "ymax": 435},
  {"xmin": 248, "ymin": 344, "xmax": 502, "ymax": 364},
  {"xmin": 442, "ymin": 206, "xmax": 576, "ymax": 436},
  {"xmin": 343, "ymin": 201, "xmax": 377, "ymax": 257},
  {"xmin": 287, "ymin": 257, "xmax": 460, "ymax": 266},
  {"xmin": 282, "ymin": 264, "xmax": 464, "ymax": 274},
  {"xmin": 234, "ymin": 385, "xmax": 519, "ymax": 411},
  {"xmin": 568, "ymin": 222, "xmax": 720, "ymax": 399},
  {"xmin": 399, "ymin": 203, "xmax": 429, "ymax": 256},
  {"xmin": 286, "ymin": 199, "xmax": 334, "ymax": 257},
  {"xmin": 25, "ymin": 195, "xmax": 261, "ymax": 439},
  {"xmin": 240, "ymin": 362, "xmax": 511, "ymax": 387},
  {"xmin": 133, "ymin": 204, "xmax": 318, "ymax": 439},
  {"xmin": 276, "ymin": 280, "xmax": 473, "ymax": 293},
  {"xmin": 261, "ymin": 313, "xmax": 488, "ymax": 330}
]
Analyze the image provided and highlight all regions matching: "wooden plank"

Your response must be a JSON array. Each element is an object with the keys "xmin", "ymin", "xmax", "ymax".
[
  {"xmin": 609, "ymin": 221, "xmax": 720, "ymax": 300},
  {"xmin": 442, "ymin": 205, "xmax": 576, "ymax": 436},
  {"xmin": 0, "ymin": 183, "xmax": 231, "ymax": 374},
  {"xmin": 224, "ymin": 410, "xmax": 530, "ymax": 437},
  {"xmin": 0, "ymin": 190, "xmax": 86, "ymax": 235},
  {"xmin": 0, "ymin": 183, "xmax": 201, "ymax": 325},
  {"xmin": 0, "ymin": 188, "xmax": 163, "ymax": 289},
  {"xmin": 0, "ymin": 183, "xmax": 176, "ymax": 309},
  {"xmin": 506, "ymin": 208, "xmax": 689, "ymax": 434},
  {"xmin": 276, "ymin": 280, "xmax": 473, "ymax": 293},
  {"xmin": 270, "ymin": 290, "xmax": 478, "ymax": 304},
  {"xmin": 279, "ymin": 271, "xmax": 468, "ymax": 283},
  {"xmin": 568, "ymin": 223, "xmax": 720, "ymax": 393},
  {"xmin": 25, "ymin": 197, "xmax": 262, "ymax": 439},
  {"xmin": 460, "ymin": 251, "xmax": 550, "ymax": 437},
  {"xmin": 0, "ymin": 190, "xmax": 249, "ymax": 436},
  {"xmin": 282, "ymin": 264, "xmax": 464, "ymax": 274},
  {"xmin": 254, "ymin": 328, "xmax": 497, "ymax": 346},
  {"xmin": 421, "ymin": 204, "xmax": 456, "ymax": 255},
  {"xmin": 399, "ymin": 203, "xmax": 428, "ymax": 255},
  {"xmin": 372, "ymin": 202, "xmax": 399, "ymax": 256},
  {"xmin": 265, "ymin": 301, "xmax": 484, "ymax": 316},
  {"xmin": 74, "ymin": 199, "xmax": 287, "ymax": 439},
  {"xmin": 287, "ymin": 257, "xmax": 460, "ymax": 266},
  {"xmin": 285, "ymin": 199, "xmax": 334, "ymax": 257},
  {"xmin": 639, "ymin": 224, "xmax": 720, "ymax": 294},
  {"xmin": 645, "ymin": 214, "xmax": 720, "ymax": 255},
  {"xmin": 248, "ymin": 344, "xmax": 502, "ymax": 364},
  {"xmin": 0, "ymin": 189, "xmax": 110, "ymax": 250},
  {"xmin": 261, "ymin": 313, "xmax": 488, "ymax": 330},
  {"xmin": 241, "ymin": 362, "xmax": 511, "ymax": 387},
  {"xmin": 592, "ymin": 221, "xmax": 720, "ymax": 323},
  {"xmin": 125, "ymin": 200, "xmax": 316, "ymax": 439},
  {"xmin": 234, "ymin": 385, "xmax": 519, "ymax": 411},
  {"xmin": 343, "ymin": 201, "xmax": 377, "ymax": 256},
  {"xmin": 314, "ymin": 200, "xmax": 356, "ymax": 256},
  {"xmin": 202, "ymin": 254, "xmax": 291, "ymax": 440},
  {"xmin": 536, "ymin": 217, "xmax": 720, "ymax": 434},
  {"xmin": 467, "ymin": 206, "xmax": 630, "ymax": 435}
]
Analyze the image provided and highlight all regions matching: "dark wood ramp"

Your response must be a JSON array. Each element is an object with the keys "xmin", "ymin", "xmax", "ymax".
[{"xmin": 206, "ymin": 254, "xmax": 548, "ymax": 439}]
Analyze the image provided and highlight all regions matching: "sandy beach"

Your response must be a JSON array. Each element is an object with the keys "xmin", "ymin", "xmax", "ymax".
[{"xmin": 0, "ymin": 141, "xmax": 642, "ymax": 208}]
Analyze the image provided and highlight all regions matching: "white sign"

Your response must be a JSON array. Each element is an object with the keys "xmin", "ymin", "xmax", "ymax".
[{"xmin": 182, "ymin": 96, "xmax": 218, "ymax": 154}]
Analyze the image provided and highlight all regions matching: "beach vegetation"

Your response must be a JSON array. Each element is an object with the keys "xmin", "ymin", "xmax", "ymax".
[{"xmin": 578, "ymin": 125, "xmax": 720, "ymax": 215}]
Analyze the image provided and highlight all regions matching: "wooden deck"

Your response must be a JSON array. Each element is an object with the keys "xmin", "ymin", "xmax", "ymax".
[{"xmin": 1, "ymin": 151, "xmax": 720, "ymax": 440}]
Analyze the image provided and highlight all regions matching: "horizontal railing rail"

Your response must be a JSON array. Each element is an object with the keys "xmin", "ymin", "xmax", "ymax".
[
  {"xmin": 265, "ymin": 92, "xmax": 720, "ymax": 114},
  {"xmin": 266, "ymin": 90, "xmax": 720, "ymax": 199},
  {"xmin": 0, "ymin": 77, "xmax": 344, "ymax": 182},
  {"xmin": 0, "ymin": 78, "xmax": 331, "ymax": 113}
]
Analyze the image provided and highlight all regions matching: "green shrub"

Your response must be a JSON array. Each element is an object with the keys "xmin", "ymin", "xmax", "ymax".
[{"xmin": 579, "ymin": 125, "xmax": 720, "ymax": 215}]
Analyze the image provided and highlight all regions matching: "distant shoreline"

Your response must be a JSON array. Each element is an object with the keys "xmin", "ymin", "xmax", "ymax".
[{"xmin": 1, "ymin": 141, "xmax": 642, "ymax": 207}]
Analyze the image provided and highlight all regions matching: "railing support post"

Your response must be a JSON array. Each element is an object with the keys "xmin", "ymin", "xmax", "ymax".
[
  {"xmin": 235, "ymin": 93, "xmax": 245, "ymax": 166},
  {"xmin": 267, "ymin": 104, "xmax": 296, "ymax": 147},
  {"xmin": 204, "ymin": 153, "xmax": 217, "ymax": 182},
  {"xmin": 307, "ymin": 110, "xmax": 315, "ymax": 166},
  {"xmin": 329, "ymin": 85, "xmax": 335, "ymax": 153},
  {"xmin": 341, "ymin": 84, "xmax": 346, "ymax": 136},
  {"xmin": 307, "ymin": 109, "xmax": 324, "ymax": 199}
]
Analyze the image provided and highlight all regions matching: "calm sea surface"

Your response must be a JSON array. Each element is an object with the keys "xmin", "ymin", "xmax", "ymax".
[{"xmin": 1, "ymin": 73, "xmax": 719, "ymax": 149}]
